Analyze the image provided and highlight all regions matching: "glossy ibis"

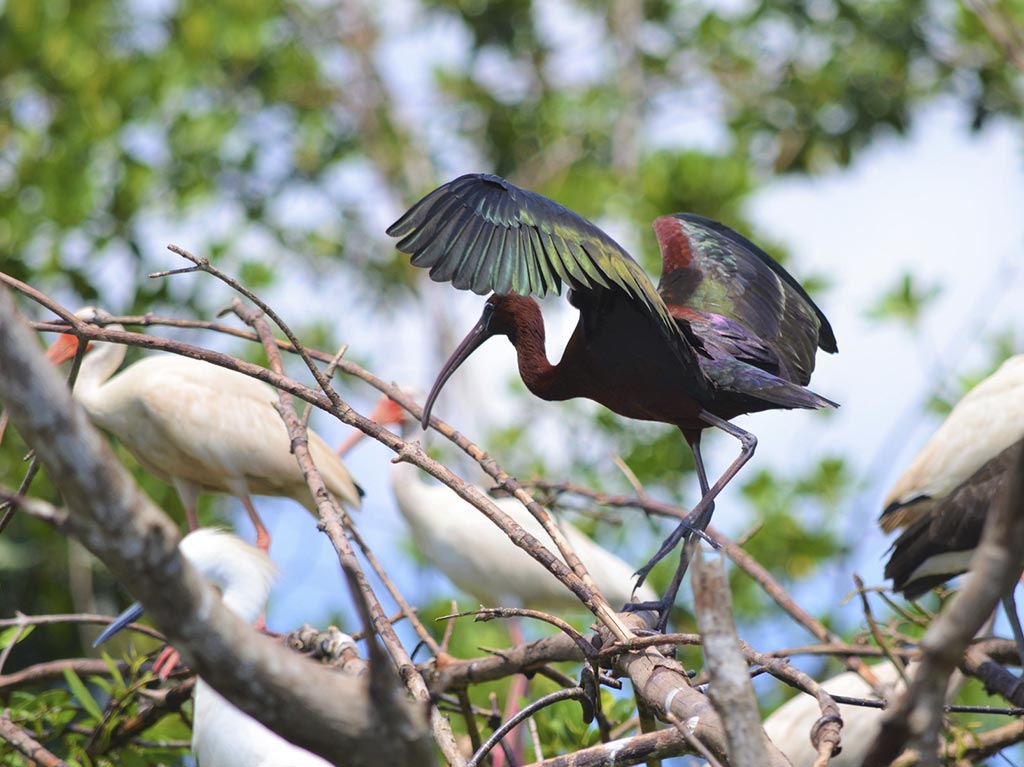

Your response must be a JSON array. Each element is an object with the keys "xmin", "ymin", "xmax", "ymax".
[
  {"xmin": 46, "ymin": 307, "xmax": 363, "ymax": 554},
  {"xmin": 95, "ymin": 529, "xmax": 335, "ymax": 767},
  {"xmin": 388, "ymin": 173, "xmax": 837, "ymax": 620}
]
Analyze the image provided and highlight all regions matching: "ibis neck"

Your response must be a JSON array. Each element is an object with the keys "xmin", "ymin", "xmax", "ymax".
[
  {"xmin": 507, "ymin": 310, "xmax": 573, "ymax": 402},
  {"xmin": 211, "ymin": 560, "xmax": 274, "ymax": 626},
  {"xmin": 72, "ymin": 337, "xmax": 128, "ymax": 417}
]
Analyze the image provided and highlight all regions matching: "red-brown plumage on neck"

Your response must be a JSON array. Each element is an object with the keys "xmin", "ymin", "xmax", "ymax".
[{"xmin": 483, "ymin": 295, "xmax": 577, "ymax": 402}]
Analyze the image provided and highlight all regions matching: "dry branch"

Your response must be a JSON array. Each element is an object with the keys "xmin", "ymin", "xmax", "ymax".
[
  {"xmin": 692, "ymin": 548, "xmax": 777, "ymax": 765},
  {"xmin": 0, "ymin": 710, "xmax": 69, "ymax": 767},
  {"xmin": 229, "ymin": 299, "xmax": 464, "ymax": 767}
]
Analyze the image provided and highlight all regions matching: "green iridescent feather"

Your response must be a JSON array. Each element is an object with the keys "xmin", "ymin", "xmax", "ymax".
[{"xmin": 388, "ymin": 173, "xmax": 690, "ymax": 360}]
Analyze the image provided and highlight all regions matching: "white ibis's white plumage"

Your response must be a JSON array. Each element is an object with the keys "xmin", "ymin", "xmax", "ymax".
[
  {"xmin": 762, "ymin": 663, "xmax": 915, "ymax": 767},
  {"xmin": 47, "ymin": 307, "xmax": 362, "ymax": 552},
  {"xmin": 342, "ymin": 396, "xmax": 655, "ymax": 610},
  {"xmin": 764, "ymin": 659, "xmax": 971, "ymax": 766},
  {"xmin": 95, "ymin": 529, "xmax": 335, "ymax": 767},
  {"xmin": 880, "ymin": 354, "xmax": 1024, "ymax": 532}
]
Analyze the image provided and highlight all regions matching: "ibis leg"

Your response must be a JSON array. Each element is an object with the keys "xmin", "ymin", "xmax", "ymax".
[
  {"xmin": 1001, "ymin": 592, "xmax": 1024, "ymax": 675},
  {"xmin": 172, "ymin": 480, "xmax": 201, "ymax": 532},
  {"xmin": 240, "ymin": 495, "xmax": 272, "ymax": 554},
  {"xmin": 631, "ymin": 413, "xmax": 757, "ymax": 625},
  {"xmin": 240, "ymin": 496, "xmax": 270, "ymax": 630}
]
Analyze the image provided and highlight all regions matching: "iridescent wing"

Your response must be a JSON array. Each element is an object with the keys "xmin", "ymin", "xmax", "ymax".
[
  {"xmin": 654, "ymin": 214, "xmax": 837, "ymax": 386},
  {"xmin": 388, "ymin": 173, "xmax": 693, "ymax": 361}
]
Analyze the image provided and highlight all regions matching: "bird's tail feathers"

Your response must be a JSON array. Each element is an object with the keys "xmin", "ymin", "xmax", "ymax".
[{"xmin": 743, "ymin": 372, "xmax": 838, "ymax": 412}]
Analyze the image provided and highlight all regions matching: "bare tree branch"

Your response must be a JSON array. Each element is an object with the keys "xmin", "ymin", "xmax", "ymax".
[
  {"xmin": 0, "ymin": 709, "xmax": 69, "ymax": 767},
  {"xmin": 230, "ymin": 298, "xmax": 464, "ymax": 767},
  {"xmin": 692, "ymin": 547, "xmax": 777, "ymax": 765}
]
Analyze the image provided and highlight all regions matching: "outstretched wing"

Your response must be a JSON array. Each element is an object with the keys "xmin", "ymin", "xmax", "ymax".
[
  {"xmin": 388, "ymin": 173, "xmax": 689, "ymax": 358},
  {"xmin": 654, "ymin": 213, "xmax": 837, "ymax": 385}
]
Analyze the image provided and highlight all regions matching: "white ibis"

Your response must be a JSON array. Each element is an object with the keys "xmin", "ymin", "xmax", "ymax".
[
  {"xmin": 880, "ymin": 354, "xmax": 1024, "ymax": 533},
  {"xmin": 339, "ymin": 395, "xmax": 656, "ymax": 611},
  {"xmin": 46, "ymin": 307, "xmax": 363, "ymax": 553},
  {"xmin": 880, "ymin": 354, "xmax": 1024, "ymax": 669},
  {"xmin": 94, "ymin": 528, "xmax": 335, "ymax": 767}
]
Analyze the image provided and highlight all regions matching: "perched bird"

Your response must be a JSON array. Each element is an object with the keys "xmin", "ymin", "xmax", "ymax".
[
  {"xmin": 339, "ymin": 395, "xmax": 657, "ymax": 611},
  {"xmin": 94, "ymin": 529, "xmax": 335, "ymax": 767},
  {"xmin": 46, "ymin": 307, "xmax": 363, "ymax": 553},
  {"xmin": 885, "ymin": 441, "xmax": 1022, "ymax": 599},
  {"xmin": 879, "ymin": 356, "xmax": 1024, "ymax": 665},
  {"xmin": 880, "ymin": 355, "xmax": 1024, "ymax": 533},
  {"xmin": 388, "ymin": 173, "xmax": 836, "ymax": 615}
]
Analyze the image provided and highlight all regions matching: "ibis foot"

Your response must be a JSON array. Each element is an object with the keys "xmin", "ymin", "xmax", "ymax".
[
  {"xmin": 629, "ymin": 497, "xmax": 721, "ymax": 632},
  {"xmin": 633, "ymin": 499, "xmax": 718, "ymax": 590}
]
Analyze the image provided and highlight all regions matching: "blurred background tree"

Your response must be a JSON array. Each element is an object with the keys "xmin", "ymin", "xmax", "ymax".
[{"xmin": 2, "ymin": 0, "xmax": 1023, "ymax": 764}]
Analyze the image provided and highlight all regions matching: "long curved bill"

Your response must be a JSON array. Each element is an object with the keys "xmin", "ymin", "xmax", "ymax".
[
  {"xmin": 93, "ymin": 601, "xmax": 145, "ymax": 647},
  {"xmin": 46, "ymin": 333, "xmax": 83, "ymax": 365},
  {"xmin": 421, "ymin": 303, "xmax": 497, "ymax": 430}
]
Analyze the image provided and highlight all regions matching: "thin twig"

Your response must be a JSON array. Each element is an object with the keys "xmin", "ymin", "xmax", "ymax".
[
  {"xmin": 0, "ymin": 612, "xmax": 165, "ymax": 642},
  {"xmin": 440, "ymin": 607, "xmax": 593, "ymax": 659},
  {"xmin": 0, "ymin": 620, "xmax": 28, "ymax": 676},
  {"xmin": 467, "ymin": 688, "xmax": 587, "ymax": 767},
  {"xmin": 853, "ymin": 573, "xmax": 910, "ymax": 686},
  {"xmin": 229, "ymin": 299, "xmax": 463, "ymax": 766}
]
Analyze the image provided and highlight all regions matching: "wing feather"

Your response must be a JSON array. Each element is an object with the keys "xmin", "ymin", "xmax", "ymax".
[
  {"xmin": 527, "ymin": 225, "xmax": 558, "ymax": 296},
  {"xmin": 389, "ymin": 173, "xmax": 690, "ymax": 359},
  {"xmin": 655, "ymin": 213, "xmax": 836, "ymax": 385},
  {"xmin": 425, "ymin": 207, "xmax": 479, "ymax": 284},
  {"xmin": 395, "ymin": 193, "xmax": 464, "ymax": 263}
]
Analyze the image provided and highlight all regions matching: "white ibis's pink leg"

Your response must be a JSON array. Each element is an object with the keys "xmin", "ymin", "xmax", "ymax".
[
  {"xmin": 153, "ymin": 646, "xmax": 182, "ymax": 681},
  {"xmin": 184, "ymin": 504, "xmax": 200, "ymax": 532},
  {"xmin": 240, "ymin": 496, "xmax": 271, "ymax": 554},
  {"xmin": 493, "ymin": 618, "xmax": 528, "ymax": 767},
  {"xmin": 172, "ymin": 481, "xmax": 202, "ymax": 532}
]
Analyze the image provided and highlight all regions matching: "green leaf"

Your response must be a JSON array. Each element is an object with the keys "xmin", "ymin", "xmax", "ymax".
[
  {"xmin": 101, "ymin": 651, "xmax": 125, "ymax": 690},
  {"xmin": 0, "ymin": 623, "xmax": 35, "ymax": 649},
  {"xmin": 63, "ymin": 668, "xmax": 104, "ymax": 722}
]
